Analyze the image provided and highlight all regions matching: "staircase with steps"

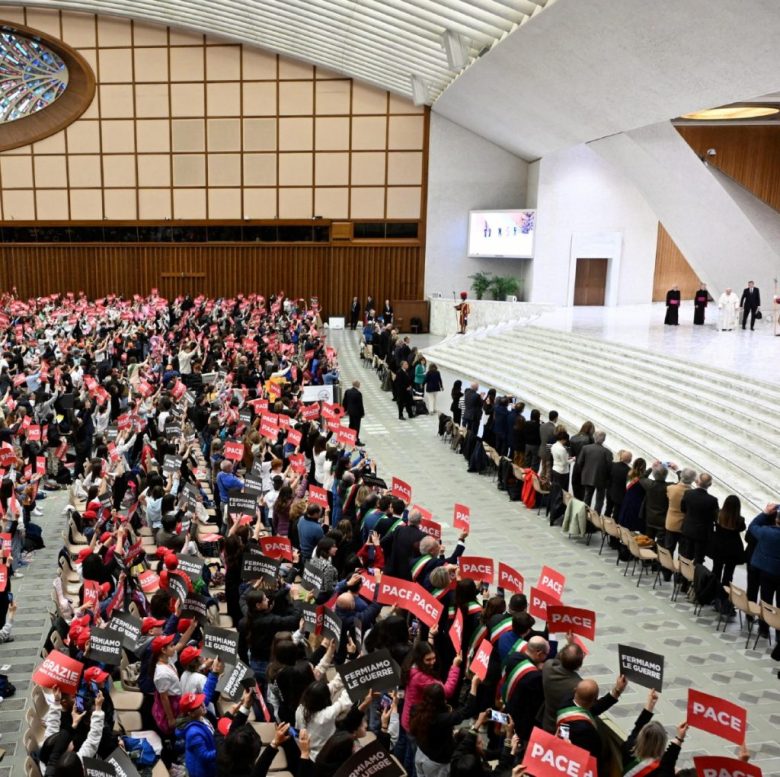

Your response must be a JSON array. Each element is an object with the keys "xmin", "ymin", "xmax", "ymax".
[{"xmin": 423, "ymin": 323, "xmax": 780, "ymax": 512}]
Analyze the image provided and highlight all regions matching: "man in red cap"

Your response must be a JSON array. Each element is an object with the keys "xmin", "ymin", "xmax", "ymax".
[{"xmin": 177, "ymin": 664, "xmax": 223, "ymax": 777}]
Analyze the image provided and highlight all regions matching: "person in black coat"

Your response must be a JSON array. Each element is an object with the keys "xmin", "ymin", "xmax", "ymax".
[
  {"xmin": 693, "ymin": 284, "xmax": 708, "ymax": 325},
  {"xmin": 349, "ymin": 297, "xmax": 361, "ymax": 330},
  {"xmin": 393, "ymin": 361, "xmax": 414, "ymax": 420},
  {"xmin": 680, "ymin": 473, "xmax": 719, "ymax": 564},
  {"xmin": 341, "ymin": 380, "xmax": 365, "ymax": 445},
  {"xmin": 740, "ymin": 281, "xmax": 761, "ymax": 330},
  {"xmin": 664, "ymin": 286, "xmax": 680, "ymax": 325},
  {"xmin": 385, "ymin": 511, "xmax": 426, "ymax": 579},
  {"xmin": 605, "ymin": 450, "xmax": 631, "ymax": 519},
  {"xmin": 708, "ymin": 494, "xmax": 746, "ymax": 587},
  {"xmin": 462, "ymin": 383, "xmax": 483, "ymax": 436}
]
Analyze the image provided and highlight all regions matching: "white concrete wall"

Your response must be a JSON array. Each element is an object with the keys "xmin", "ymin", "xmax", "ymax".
[
  {"xmin": 590, "ymin": 122, "xmax": 780, "ymax": 299},
  {"xmin": 424, "ymin": 113, "xmax": 530, "ymax": 300},
  {"xmin": 529, "ymin": 144, "xmax": 659, "ymax": 306}
]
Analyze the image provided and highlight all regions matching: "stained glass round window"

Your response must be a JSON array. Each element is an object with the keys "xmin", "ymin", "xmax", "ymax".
[{"xmin": 0, "ymin": 30, "xmax": 68, "ymax": 123}]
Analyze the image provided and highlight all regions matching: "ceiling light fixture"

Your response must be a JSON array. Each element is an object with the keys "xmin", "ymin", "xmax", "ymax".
[{"xmin": 681, "ymin": 106, "xmax": 779, "ymax": 120}]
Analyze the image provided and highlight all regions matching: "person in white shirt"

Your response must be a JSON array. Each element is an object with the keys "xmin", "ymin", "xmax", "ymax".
[
  {"xmin": 717, "ymin": 287, "xmax": 740, "ymax": 331},
  {"xmin": 295, "ymin": 674, "xmax": 352, "ymax": 760},
  {"xmin": 178, "ymin": 342, "xmax": 200, "ymax": 375},
  {"xmin": 550, "ymin": 430, "xmax": 572, "ymax": 492}
]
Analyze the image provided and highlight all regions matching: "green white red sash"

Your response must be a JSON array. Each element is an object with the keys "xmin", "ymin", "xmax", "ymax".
[
  {"xmin": 490, "ymin": 616, "xmax": 512, "ymax": 642},
  {"xmin": 556, "ymin": 705, "xmax": 596, "ymax": 731},
  {"xmin": 466, "ymin": 600, "xmax": 483, "ymax": 616},
  {"xmin": 467, "ymin": 624, "xmax": 488, "ymax": 658},
  {"xmin": 501, "ymin": 659, "xmax": 537, "ymax": 704},
  {"xmin": 411, "ymin": 554, "xmax": 432, "ymax": 581},
  {"xmin": 623, "ymin": 758, "xmax": 660, "ymax": 777}
]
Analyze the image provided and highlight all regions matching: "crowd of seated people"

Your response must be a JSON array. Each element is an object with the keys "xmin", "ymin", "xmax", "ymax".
[{"xmin": 0, "ymin": 289, "xmax": 764, "ymax": 777}]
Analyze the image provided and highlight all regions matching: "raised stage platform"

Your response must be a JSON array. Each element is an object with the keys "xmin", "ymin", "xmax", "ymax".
[{"xmin": 421, "ymin": 303, "xmax": 780, "ymax": 514}]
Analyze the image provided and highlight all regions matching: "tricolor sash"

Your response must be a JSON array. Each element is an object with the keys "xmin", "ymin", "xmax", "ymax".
[
  {"xmin": 501, "ymin": 658, "xmax": 537, "ymax": 704},
  {"xmin": 623, "ymin": 758, "xmax": 661, "ymax": 777},
  {"xmin": 556, "ymin": 705, "xmax": 596, "ymax": 731},
  {"xmin": 411, "ymin": 554, "xmax": 432, "ymax": 581},
  {"xmin": 467, "ymin": 623, "xmax": 488, "ymax": 659},
  {"xmin": 466, "ymin": 600, "xmax": 483, "ymax": 617},
  {"xmin": 490, "ymin": 616, "xmax": 512, "ymax": 643}
]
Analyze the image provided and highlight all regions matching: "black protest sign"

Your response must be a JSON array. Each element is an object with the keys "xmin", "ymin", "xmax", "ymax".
[
  {"xmin": 106, "ymin": 611, "xmax": 142, "ymax": 652},
  {"xmin": 203, "ymin": 625, "xmax": 239, "ymax": 663},
  {"xmin": 333, "ymin": 739, "xmax": 404, "ymax": 777},
  {"xmin": 162, "ymin": 454, "xmax": 183, "ymax": 474},
  {"xmin": 88, "ymin": 627, "xmax": 123, "ymax": 665},
  {"xmin": 176, "ymin": 553, "xmax": 204, "ymax": 582},
  {"xmin": 321, "ymin": 607, "xmax": 342, "ymax": 642},
  {"xmin": 336, "ymin": 649, "xmax": 401, "ymax": 704},
  {"xmin": 60, "ymin": 393, "xmax": 75, "ymax": 410},
  {"xmin": 216, "ymin": 660, "xmax": 254, "ymax": 701},
  {"xmin": 164, "ymin": 422, "xmax": 182, "ymax": 439},
  {"xmin": 181, "ymin": 592, "xmax": 210, "ymax": 624},
  {"xmin": 300, "ymin": 602, "xmax": 323, "ymax": 634},
  {"xmin": 168, "ymin": 570, "xmax": 190, "ymax": 602},
  {"xmin": 183, "ymin": 483, "xmax": 201, "ymax": 509},
  {"xmin": 300, "ymin": 561, "xmax": 326, "ymax": 597},
  {"xmin": 239, "ymin": 408, "xmax": 254, "ymax": 425},
  {"xmin": 106, "ymin": 425, "xmax": 118, "ymax": 442},
  {"xmin": 241, "ymin": 552, "xmax": 280, "ymax": 583},
  {"xmin": 82, "ymin": 758, "xmax": 117, "ymax": 777},
  {"xmin": 107, "ymin": 746, "xmax": 141, "ymax": 777},
  {"xmin": 244, "ymin": 474, "xmax": 264, "ymax": 495},
  {"xmin": 618, "ymin": 644, "xmax": 665, "ymax": 691},
  {"xmin": 228, "ymin": 494, "xmax": 258, "ymax": 520}
]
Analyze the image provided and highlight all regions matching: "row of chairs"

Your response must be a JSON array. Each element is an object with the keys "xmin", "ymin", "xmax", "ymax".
[{"xmin": 585, "ymin": 506, "xmax": 780, "ymax": 652}]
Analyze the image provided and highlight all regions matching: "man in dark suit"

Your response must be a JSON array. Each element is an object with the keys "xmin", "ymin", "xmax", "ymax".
[
  {"xmin": 538, "ymin": 410, "xmax": 558, "ymax": 476},
  {"xmin": 740, "ymin": 281, "xmax": 761, "ymax": 330},
  {"xmin": 462, "ymin": 382, "xmax": 483, "ymax": 435},
  {"xmin": 541, "ymin": 642, "xmax": 584, "ymax": 732},
  {"xmin": 605, "ymin": 450, "xmax": 631, "ymax": 519},
  {"xmin": 349, "ymin": 296, "xmax": 361, "ymax": 330},
  {"xmin": 680, "ymin": 472, "xmax": 719, "ymax": 564},
  {"xmin": 341, "ymin": 380, "xmax": 365, "ymax": 445},
  {"xmin": 556, "ymin": 676, "xmax": 627, "ymax": 760},
  {"xmin": 393, "ymin": 360, "xmax": 414, "ymax": 420},
  {"xmin": 385, "ymin": 508, "xmax": 426, "ymax": 579},
  {"xmin": 576, "ymin": 431, "xmax": 613, "ymax": 514},
  {"xmin": 504, "ymin": 636, "xmax": 550, "ymax": 743}
]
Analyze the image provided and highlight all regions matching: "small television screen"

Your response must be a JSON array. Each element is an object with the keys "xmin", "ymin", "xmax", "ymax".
[{"xmin": 468, "ymin": 209, "xmax": 536, "ymax": 258}]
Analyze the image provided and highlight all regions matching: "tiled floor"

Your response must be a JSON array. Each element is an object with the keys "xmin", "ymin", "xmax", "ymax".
[{"xmin": 331, "ymin": 328, "xmax": 780, "ymax": 775}]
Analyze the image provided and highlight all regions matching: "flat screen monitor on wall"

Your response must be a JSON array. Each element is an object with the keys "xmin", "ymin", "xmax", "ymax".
[{"xmin": 468, "ymin": 209, "xmax": 536, "ymax": 258}]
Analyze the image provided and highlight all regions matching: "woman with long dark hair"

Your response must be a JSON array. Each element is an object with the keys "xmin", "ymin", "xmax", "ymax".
[
  {"xmin": 709, "ymin": 494, "xmax": 746, "ymax": 587},
  {"xmin": 294, "ymin": 678, "xmax": 352, "ymax": 760},
  {"xmin": 450, "ymin": 380, "xmax": 464, "ymax": 426},
  {"xmin": 409, "ymin": 675, "xmax": 481, "ymax": 777}
]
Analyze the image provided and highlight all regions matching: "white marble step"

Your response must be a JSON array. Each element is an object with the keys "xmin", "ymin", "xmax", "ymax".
[
  {"xmin": 423, "ymin": 337, "xmax": 772, "ymax": 511},
  {"xmin": 452, "ymin": 333, "xmax": 780, "ymax": 457}
]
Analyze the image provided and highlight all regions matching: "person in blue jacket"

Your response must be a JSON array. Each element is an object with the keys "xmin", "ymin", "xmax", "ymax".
[
  {"xmin": 176, "ymin": 662, "xmax": 222, "ymax": 777},
  {"xmin": 748, "ymin": 503, "xmax": 780, "ymax": 652}
]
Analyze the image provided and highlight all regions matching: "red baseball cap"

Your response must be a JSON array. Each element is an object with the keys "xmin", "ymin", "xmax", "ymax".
[
  {"xmin": 176, "ymin": 618, "xmax": 193, "ymax": 633},
  {"xmin": 74, "ymin": 628, "xmax": 91, "ymax": 649},
  {"xmin": 83, "ymin": 510, "xmax": 98, "ymax": 521},
  {"xmin": 179, "ymin": 692, "xmax": 206, "ymax": 714},
  {"xmin": 164, "ymin": 555, "xmax": 178, "ymax": 570},
  {"xmin": 84, "ymin": 666, "xmax": 109, "ymax": 684},
  {"xmin": 99, "ymin": 532, "xmax": 113, "ymax": 544},
  {"xmin": 217, "ymin": 717, "xmax": 232, "ymax": 736},
  {"xmin": 76, "ymin": 548, "xmax": 93, "ymax": 563},
  {"xmin": 151, "ymin": 634, "xmax": 175, "ymax": 655},
  {"xmin": 141, "ymin": 617, "xmax": 166, "ymax": 634},
  {"xmin": 99, "ymin": 583, "xmax": 111, "ymax": 596},
  {"xmin": 71, "ymin": 615, "xmax": 91, "ymax": 629},
  {"xmin": 155, "ymin": 547, "xmax": 169, "ymax": 559},
  {"xmin": 179, "ymin": 646, "xmax": 201, "ymax": 665}
]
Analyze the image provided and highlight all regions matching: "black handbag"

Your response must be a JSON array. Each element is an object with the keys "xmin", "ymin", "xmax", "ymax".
[{"xmin": 755, "ymin": 309, "xmax": 763, "ymax": 319}]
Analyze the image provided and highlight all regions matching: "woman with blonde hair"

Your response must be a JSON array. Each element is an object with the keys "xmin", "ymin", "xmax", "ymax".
[{"xmin": 621, "ymin": 689, "xmax": 686, "ymax": 776}]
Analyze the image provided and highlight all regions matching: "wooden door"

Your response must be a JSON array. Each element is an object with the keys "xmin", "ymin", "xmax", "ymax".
[{"xmin": 573, "ymin": 258, "xmax": 608, "ymax": 306}]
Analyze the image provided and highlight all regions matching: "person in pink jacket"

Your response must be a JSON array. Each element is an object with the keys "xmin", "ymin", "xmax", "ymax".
[{"xmin": 397, "ymin": 637, "xmax": 462, "ymax": 774}]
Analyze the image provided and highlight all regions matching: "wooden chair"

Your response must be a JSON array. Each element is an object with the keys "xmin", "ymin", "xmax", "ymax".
[
  {"xmin": 726, "ymin": 584, "xmax": 762, "ymax": 647},
  {"xmin": 531, "ymin": 474, "xmax": 550, "ymax": 516},
  {"xmin": 653, "ymin": 546, "xmax": 680, "ymax": 597},
  {"xmin": 676, "ymin": 556, "xmax": 695, "ymax": 603},
  {"xmin": 752, "ymin": 600, "xmax": 780, "ymax": 650},
  {"xmin": 617, "ymin": 527, "xmax": 634, "ymax": 575},
  {"xmin": 586, "ymin": 508, "xmax": 603, "ymax": 547},
  {"xmin": 601, "ymin": 516, "xmax": 621, "ymax": 558},
  {"xmin": 626, "ymin": 535, "xmax": 657, "ymax": 586},
  {"xmin": 25, "ymin": 756, "xmax": 43, "ymax": 777}
]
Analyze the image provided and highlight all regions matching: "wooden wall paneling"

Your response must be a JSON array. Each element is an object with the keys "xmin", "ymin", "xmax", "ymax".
[
  {"xmin": 0, "ymin": 242, "xmax": 424, "ymax": 317},
  {"xmin": 676, "ymin": 125, "xmax": 780, "ymax": 212},
  {"xmin": 652, "ymin": 223, "xmax": 701, "ymax": 301}
]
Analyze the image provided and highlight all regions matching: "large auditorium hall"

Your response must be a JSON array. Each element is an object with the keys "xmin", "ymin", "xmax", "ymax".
[{"xmin": 0, "ymin": 2, "xmax": 779, "ymax": 777}]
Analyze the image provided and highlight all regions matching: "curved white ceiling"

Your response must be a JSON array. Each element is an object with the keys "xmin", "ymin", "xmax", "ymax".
[{"xmin": 2, "ymin": 0, "xmax": 549, "ymax": 101}]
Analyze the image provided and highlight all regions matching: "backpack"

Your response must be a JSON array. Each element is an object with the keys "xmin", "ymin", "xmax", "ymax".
[
  {"xmin": 0, "ymin": 674, "xmax": 16, "ymax": 698},
  {"xmin": 24, "ymin": 522, "xmax": 45, "ymax": 551},
  {"xmin": 693, "ymin": 563, "xmax": 720, "ymax": 605}
]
